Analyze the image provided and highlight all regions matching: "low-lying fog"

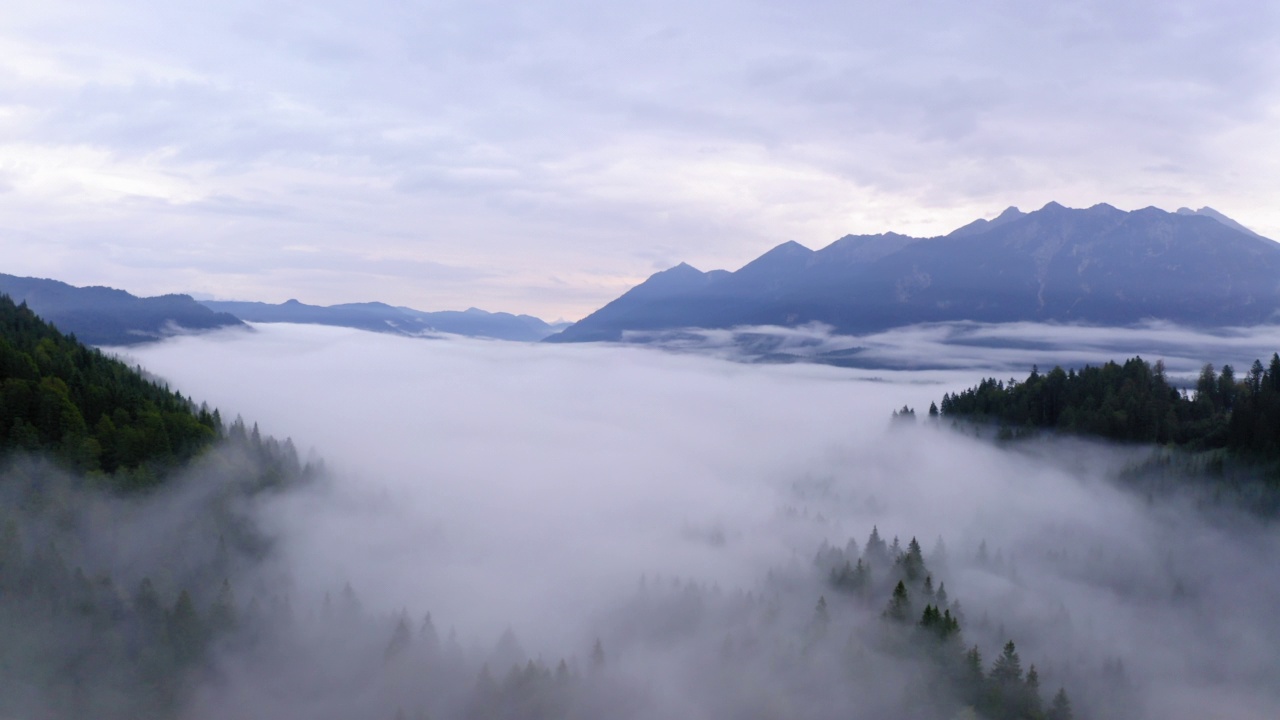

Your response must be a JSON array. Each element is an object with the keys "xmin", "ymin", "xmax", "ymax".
[
  {"xmin": 629, "ymin": 320, "xmax": 1280, "ymax": 377},
  {"xmin": 119, "ymin": 323, "xmax": 1280, "ymax": 720}
]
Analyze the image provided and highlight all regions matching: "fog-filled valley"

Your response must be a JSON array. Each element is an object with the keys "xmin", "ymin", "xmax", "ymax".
[
  {"xmin": 6, "ymin": 0, "xmax": 1279, "ymax": 716},
  {"xmin": 11, "ymin": 321, "xmax": 1252, "ymax": 720}
]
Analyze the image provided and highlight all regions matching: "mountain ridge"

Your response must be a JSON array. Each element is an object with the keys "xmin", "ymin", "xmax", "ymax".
[
  {"xmin": 0, "ymin": 273, "xmax": 245, "ymax": 346},
  {"xmin": 201, "ymin": 298, "xmax": 563, "ymax": 341},
  {"xmin": 547, "ymin": 203, "xmax": 1279, "ymax": 342}
]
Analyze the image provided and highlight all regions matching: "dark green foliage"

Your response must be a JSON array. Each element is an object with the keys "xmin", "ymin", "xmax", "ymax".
[
  {"xmin": 820, "ymin": 528, "xmax": 1069, "ymax": 720},
  {"xmin": 990, "ymin": 641, "xmax": 1023, "ymax": 684},
  {"xmin": 941, "ymin": 353, "xmax": 1280, "ymax": 472},
  {"xmin": 0, "ymin": 295, "xmax": 316, "ymax": 718},
  {"xmin": 884, "ymin": 580, "xmax": 912, "ymax": 622},
  {"xmin": 0, "ymin": 295, "xmax": 219, "ymax": 488},
  {"xmin": 919, "ymin": 604, "xmax": 960, "ymax": 641}
]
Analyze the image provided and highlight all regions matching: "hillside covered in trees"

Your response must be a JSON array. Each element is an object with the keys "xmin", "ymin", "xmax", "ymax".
[
  {"xmin": 936, "ymin": 355, "xmax": 1280, "ymax": 511},
  {"xmin": 939, "ymin": 355, "xmax": 1280, "ymax": 455},
  {"xmin": 0, "ymin": 293, "xmax": 315, "ymax": 718},
  {"xmin": 0, "ymin": 294, "xmax": 225, "ymax": 489}
]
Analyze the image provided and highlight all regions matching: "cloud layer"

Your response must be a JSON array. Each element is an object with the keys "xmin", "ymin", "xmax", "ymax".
[{"xmin": 115, "ymin": 323, "xmax": 1280, "ymax": 719}]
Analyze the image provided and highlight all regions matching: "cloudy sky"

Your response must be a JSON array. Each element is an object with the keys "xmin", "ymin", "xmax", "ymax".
[{"xmin": 2, "ymin": 0, "xmax": 1278, "ymax": 320}]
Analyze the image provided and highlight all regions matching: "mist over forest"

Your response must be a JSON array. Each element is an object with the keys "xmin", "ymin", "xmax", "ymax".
[
  {"xmin": 40, "ymin": 321, "xmax": 1262, "ymax": 720},
  {"xmin": 4, "ymin": 0, "xmax": 1278, "ymax": 716}
]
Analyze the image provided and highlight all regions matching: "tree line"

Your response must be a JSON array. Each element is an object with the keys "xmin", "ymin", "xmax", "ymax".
[{"xmin": 937, "ymin": 355, "xmax": 1280, "ymax": 460}]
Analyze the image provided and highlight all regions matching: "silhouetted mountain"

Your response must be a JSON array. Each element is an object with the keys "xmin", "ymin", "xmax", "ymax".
[
  {"xmin": 0, "ymin": 274, "xmax": 244, "ymax": 346},
  {"xmin": 548, "ymin": 203, "xmax": 1280, "ymax": 342},
  {"xmin": 201, "ymin": 299, "xmax": 561, "ymax": 341}
]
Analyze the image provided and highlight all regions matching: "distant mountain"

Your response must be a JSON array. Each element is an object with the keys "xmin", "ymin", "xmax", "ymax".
[
  {"xmin": 201, "ymin": 299, "xmax": 562, "ymax": 341},
  {"xmin": 548, "ymin": 203, "xmax": 1280, "ymax": 342},
  {"xmin": 0, "ymin": 274, "xmax": 244, "ymax": 345}
]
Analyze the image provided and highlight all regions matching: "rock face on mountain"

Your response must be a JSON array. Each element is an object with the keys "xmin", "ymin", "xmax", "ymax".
[
  {"xmin": 548, "ymin": 203, "xmax": 1280, "ymax": 342},
  {"xmin": 201, "ymin": 299, "xmax": 561, "ymax": 341},
  {"xmin": 0, "ymin": 274, "xmax": 244, "ymax": 345}
]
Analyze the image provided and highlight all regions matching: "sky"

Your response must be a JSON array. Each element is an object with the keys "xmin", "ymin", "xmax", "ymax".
[{"xmin": 2, "ymin": 0, "xmax": 1279, "ymax": 320}]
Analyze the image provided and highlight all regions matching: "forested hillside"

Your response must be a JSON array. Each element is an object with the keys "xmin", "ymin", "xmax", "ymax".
[
  {"xmin": 938, "ymin": 355, "xmax": 1280, "ymax": 456},
  {"xmin": 0, "ymin": 293, "xmax": 314, "ymax": 718},
  {"xmin": 0, "ymin": 295, "xmax": 221, "ymax": 489}
]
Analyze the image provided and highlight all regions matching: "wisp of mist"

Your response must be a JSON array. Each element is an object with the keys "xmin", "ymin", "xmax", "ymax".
[{"xmin": 122, "ymin": 323, "xmax": 1280, "ymax": 720}]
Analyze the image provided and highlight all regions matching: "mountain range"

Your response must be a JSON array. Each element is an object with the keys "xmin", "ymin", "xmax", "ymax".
[
  {"xmin": 0, "ymin": 274, "xmax": 565, "ymax": 345},
  {"xmin": 0, "ymin": 274, "xmax": 245, "ymax": 345},
  {"xmin": 4, "ymin": 203, "xmax": 1276, "ymax": 348},
  {"xmin": 547, "ymin": 203, "xmax": 1280, "ymax": 342},
  {"xmin": 199, "ymin": 299, "xmax": 563, "ymax": 342}
]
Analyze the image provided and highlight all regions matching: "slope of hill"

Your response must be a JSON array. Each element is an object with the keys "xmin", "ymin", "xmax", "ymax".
[
  {"xmin": 0, "ymin": 274, "xmax": 244, "ymax": 346},
  {"xmin": 0, "ymin": 293, "xmax": 221, "ymax": 486},
  {"xmin": 548, "ymin": 203, "xmax": 1280, "ymax": 342},
  {"xmin": 201, "ymin": 299, "xmax": 561, "ymax": 341}
]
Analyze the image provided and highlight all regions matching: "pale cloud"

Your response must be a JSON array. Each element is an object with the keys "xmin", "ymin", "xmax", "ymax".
[{"xmin": 116, "ymin": 323, "xmax": 1280, "ymax": 719}]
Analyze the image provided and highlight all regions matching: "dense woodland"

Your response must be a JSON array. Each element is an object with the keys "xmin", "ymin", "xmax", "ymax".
[
  {"xmin": 0, "ymin": 295, "xmax": 223, "ymax": 489},
  {"xmin": 937, "ymin": 355, "xmax": 1280, "ymax": 455},
  {"xmin": 0, "ymin": 294, "xmax": 314, "ymax": 717}
]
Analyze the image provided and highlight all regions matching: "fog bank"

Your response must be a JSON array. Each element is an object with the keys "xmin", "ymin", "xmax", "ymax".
[
  {"xmin": 625, "ymin": 320, "xmax": 1280, "ymax": 378},
  {"xmin": 118, "ymin": 323, "xmax": 1280, "ymax": 720}
]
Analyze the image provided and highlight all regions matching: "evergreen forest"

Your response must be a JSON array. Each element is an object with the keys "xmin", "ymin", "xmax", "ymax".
[
  {"xmin": 0, "ymin": 295, "xmax": 222, "ymax": 489},
  {"xmin": 938, "ymin": 355, "xmax": 1280, "ymax": 455},
  {"xmin": 0, "ymin": 294, "xmax": 315, "ymax": 717},
  {"xmin": 936, "ymin": 355, "xmax": 1280, "ymax": 509}
]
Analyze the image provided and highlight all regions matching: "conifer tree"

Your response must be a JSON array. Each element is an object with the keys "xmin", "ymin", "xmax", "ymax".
[
  {"xmin": 990, "ymin": 641, "xmax": 1023, "ymax": 684},
  {"xmin": 1047, "ymin": 688, "xmax": 1073, "ymax": 720},
  {"xmin": 1025, "ymin": 664, "xmax": 1044, "ymax": 716},
  {"xmin": 884, "ymin": 581, "xmax": 911, "ymax": 623},
  {"xmin": 809, "ymin": 595, "xmax": 831, "ymax": 641}
]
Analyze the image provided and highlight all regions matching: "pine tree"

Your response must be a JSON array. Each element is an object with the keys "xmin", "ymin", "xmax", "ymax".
[
  {"xmin": 1024, "ymin": 664, "xmax": 1044, "ymax": 716},
  {"xmin": 990, "ymin": 641, "xmax": 1023, "ymax": 684},
  {"xmin": 385, "ymin": 612, "xmax": 412, "ymax": 660},
  {"xmin": 884, "ymin": 581, "xmax": 911, "ymax": 623},
  {"xmin": 1047, "ymin": 688, "xmax": 1073, "ymax": 720},
  {"xmin": 809, "ymin": 595, "xmax": 831, "ymax": 641},
  {"xmin": 865, "ymin": 526, "xmax": 889, "ymax": 567},
  {"xmin": 960, "ymin": 645, "xmax": 985, "ymax": 707},
  {"xmin": 902, "ymin": 537, "xmax": 925, "ymax": 580}
]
